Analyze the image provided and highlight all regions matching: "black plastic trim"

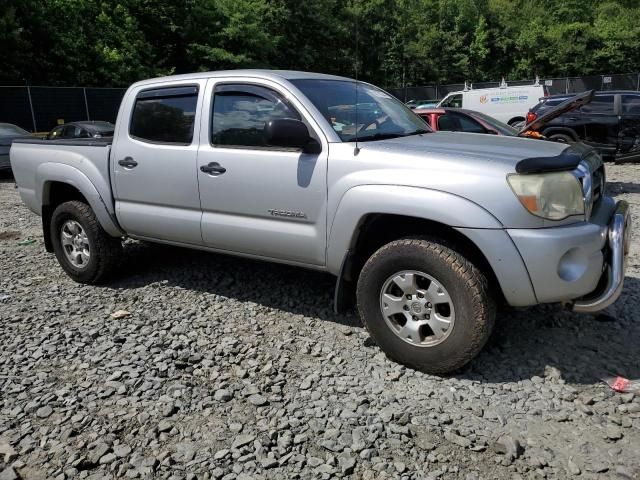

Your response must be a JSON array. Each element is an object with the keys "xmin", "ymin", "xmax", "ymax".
[
  {"xmin": 515, "ymin": 146, "xmax": 582, "ymax": 174},
  {"xmin": 136, "ymin": 85, "xmax": 198, "ymax": 99}
]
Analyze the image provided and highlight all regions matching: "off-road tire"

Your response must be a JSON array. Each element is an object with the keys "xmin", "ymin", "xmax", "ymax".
[
  {"xmin": 356, "ymin": 237, "xmax": 495, "ymax": 374},
  {"xmin": 50, "ymin": 200, "xmax": 122, "ymax": 284}
]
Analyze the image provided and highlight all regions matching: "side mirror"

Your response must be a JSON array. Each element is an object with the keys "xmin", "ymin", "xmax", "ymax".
[{"xmin": 264, "ymin": 118, "xmax": 320, "ymax": 154}]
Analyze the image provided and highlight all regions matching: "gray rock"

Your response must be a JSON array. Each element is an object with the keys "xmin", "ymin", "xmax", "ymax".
[
  {"xmin": 260, "ymin": 456, "xmax": 278, "ymax": 469},
  {"xmin": 99, "ymin": 452, "xmax": 117, "ymax": 464},
  {"xmin": 493, "ymin": 435, "xmax": 523, "ymax": 460},
  {"xmin": 567, "ymin": 458, "xmax": 581, "ymax": 476},
  {"xmin": 339, "ymin": 454, "xmax": 356, "ymax": 475},
  {"xmin": 87, "ymin": 442, "xmax": 110, "ymax": 466},
  {"xmin": 247, "ymin": 394, "xmax": 268, "ymax": 406},
  {"xmin": 36, "ymin": 405, "xmax": 53, "ymax": 418},
  {"xmin": 214, "ymin": 389, "xmax": 233, "ymax": 402},
  {"xmin": 232, "ymin": 435, "xmax": 256, "ymax": 450},
  {"xmin": 0, "ymin": 467, "xmax": 18, "ymax": 480}
]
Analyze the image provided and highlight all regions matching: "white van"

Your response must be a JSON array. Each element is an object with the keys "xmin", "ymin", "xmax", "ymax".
[{"xmin": 437, "ymin": 81, "xmax": 546, "ymax": 125}]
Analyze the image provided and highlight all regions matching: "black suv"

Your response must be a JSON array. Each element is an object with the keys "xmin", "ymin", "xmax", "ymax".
[{"xmin": 526, "ymin": 91, "xmax": 640, "ymax": 161}]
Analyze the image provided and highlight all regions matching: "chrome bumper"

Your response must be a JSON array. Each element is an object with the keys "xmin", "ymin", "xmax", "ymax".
[{"xmin": 573, "ymin": 201, "xmax": 632, "ymax": 313}]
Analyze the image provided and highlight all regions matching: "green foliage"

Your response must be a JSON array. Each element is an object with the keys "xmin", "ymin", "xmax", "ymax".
[{"xmin": 1, "ymin": 0, "xmax": 640, "ymax": 88}]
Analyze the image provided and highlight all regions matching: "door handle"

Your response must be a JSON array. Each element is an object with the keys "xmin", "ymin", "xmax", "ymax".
[
  {"xmin": 118, "ymin": 157, "xmax": 138, "ymax": 169},
  {"xmin": 200, "ymin": 162, "xmax": 226, "ymax": 176}
]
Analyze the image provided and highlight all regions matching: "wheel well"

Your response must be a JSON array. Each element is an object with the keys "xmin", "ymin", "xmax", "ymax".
[
  {"xmin": 41, "ymin": 182, "xmax": 88, "ymax": 252},
  {"xmin": 337, "ymin": 214, "xmax": 504, "ymax": 310}
]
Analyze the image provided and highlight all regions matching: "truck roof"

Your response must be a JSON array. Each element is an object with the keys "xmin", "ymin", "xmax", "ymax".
[{"xmin": 131, "ymin": 69, "xmax": 353, "ymax": 88}]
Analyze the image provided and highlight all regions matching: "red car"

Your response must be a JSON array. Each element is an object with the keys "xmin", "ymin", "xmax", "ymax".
[
  {"xmin": 414, "ymin": 107, "xmax": 524, "ymax": 136},
  {"xmin": 414, "ymin": 91, "xmax": 593, "ymax": 140}
]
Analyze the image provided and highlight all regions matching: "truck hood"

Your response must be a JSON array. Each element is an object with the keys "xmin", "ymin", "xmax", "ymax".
[{"xmin": 355, "ymin": 131, "xmax": 573, "ymax": 173}]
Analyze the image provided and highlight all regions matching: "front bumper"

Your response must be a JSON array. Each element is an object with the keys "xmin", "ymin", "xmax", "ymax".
[
  {"xmin": 506, "ymin": 197, "xmax": 631, "ymax": 309},
  {"xmin": 572, "ymin": 200, "xmax": 631, "ymax": 312}
]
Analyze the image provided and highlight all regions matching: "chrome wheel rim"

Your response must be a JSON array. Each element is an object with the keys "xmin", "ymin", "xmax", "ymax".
[
  {"xmin": 379, "ymin": 270, "xmax": 455, "ymax": 347},
  {"xmin": 60, "ymin": 220, "xmax": 91, "ymax": 269}
]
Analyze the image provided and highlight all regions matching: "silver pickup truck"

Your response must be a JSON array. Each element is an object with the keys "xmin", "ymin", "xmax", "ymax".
[{"xmin": 10, "ymin": 70, "xmax": 632, "ymax": 374}]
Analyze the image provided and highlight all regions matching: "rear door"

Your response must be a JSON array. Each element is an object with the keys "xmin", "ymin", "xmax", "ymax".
[
  {"xmin": 578, "ymin": 94, "xmax": 618, "ymax": 157},
  {"xmin": 618, "ymin": 93, "xmax": 640, "ymax": 160},
  {"xmin": 111, "ymin": 81, "xmax": 206, "ymax": 244},
  {"xmin": 196, "ymin": 78, "xmax": 328, "ymax": 266}
]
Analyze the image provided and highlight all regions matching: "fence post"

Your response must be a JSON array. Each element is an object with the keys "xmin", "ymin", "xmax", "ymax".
[
  {"xmin": 26, "ymin": 86, "xmax": 37, "ymax": 132},
  {"xmin": 83, "ymin": 88, "xmax": 90, "ymax": 121},
  {"xmin": 565, "ymin": 78, "xmax": 569, "ymax": 94},
  {"xmin": 637, "ymin": 73, "xmax": 640, "ymax": 91}
]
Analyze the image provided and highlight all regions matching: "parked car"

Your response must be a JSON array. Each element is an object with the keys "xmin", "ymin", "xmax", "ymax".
[
  {"xmin": 526, "ymin": 90, "xmax": 640, "ymax": 162},
  {"xmin": 416, "ymin": 90, "xmax": 594, "ymax": 140},
  {"xmin": 10, "ymin": 70, "xmax": 631, "ymax": 374},
  {"xmin": 438, "ymin": 81, "xmax": 547, "ymax": 125},
  {"xmin": 0, "ymin": 123, "xmax": 33, "ymax": 172},
  {"xmin": 415, "ymin": 107, "xmax": 519, "ymax": 136},
  {"xmin": 46, "ymin": 121, "xmax": 115, "ymax": 140}
]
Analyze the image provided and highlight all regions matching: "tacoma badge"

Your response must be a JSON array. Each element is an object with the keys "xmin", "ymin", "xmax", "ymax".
[{"xmin": 268, "ymin": 209, "xmax": 307, "ymax": 218}]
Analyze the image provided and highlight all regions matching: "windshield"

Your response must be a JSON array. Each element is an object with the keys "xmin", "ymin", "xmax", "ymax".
[
  {"xmin": 0, "ymin": 124, "xmax": 29, "ymax": 136},
  {"xmin": 468, "ymin": 111, "xmax": 518, "ymax": 136},
  {"xmin": 290, "ymin": 79, "xmax": 431, "ymax": 142}
]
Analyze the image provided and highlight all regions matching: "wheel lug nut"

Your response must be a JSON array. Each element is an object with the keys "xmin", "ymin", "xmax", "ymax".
[
  {"xmin": 427, "ymin": 302, "xmax": 432, "ymax": 308},
  {"xmin": 403, "ymin": 305, "xmax": 409, "ymax": 311},
  {"xmin": 406, "ymin": 295, "xmax": 412, "ymax": 300},
  {"xmin": 417, "ymin": 293, "xmax": 424, "ymax": 298},
  {"xmin": 412, "ymin": 316, "xmax": 418, "ymax": 320}
]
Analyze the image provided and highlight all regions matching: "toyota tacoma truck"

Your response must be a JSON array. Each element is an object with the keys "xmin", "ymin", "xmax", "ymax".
[{"xmin": 10, "ymin": 70, "xmax": 632, "ymax": 374}]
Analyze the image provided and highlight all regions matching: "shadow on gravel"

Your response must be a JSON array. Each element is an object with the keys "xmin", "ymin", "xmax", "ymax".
[
  {"xmin": 462, "ymin": 275, "xmax": 640, "ymax": 385},
  {"xmin": 106, "ymin": 242, "xmax": 640, "ymax": 385},
  {"xmin": 0, "ymin": 170, "xmax": 15, "ymax": 182},
  {"xmin": 607, "ymin": 181, "xmax": 640, "ymax": 197},
  {"xmin": 107, "ymin": 241, "xmax": 361, "ymax": 328}
]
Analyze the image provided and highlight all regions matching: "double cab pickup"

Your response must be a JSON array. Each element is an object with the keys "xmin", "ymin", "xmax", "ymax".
[{"xmin": 11, "ymin": 70, "xmax": 632, "ymax": 373}]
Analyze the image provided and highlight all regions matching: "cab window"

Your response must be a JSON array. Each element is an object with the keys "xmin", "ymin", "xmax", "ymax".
[
  {"xmin": 440, "ymin": 94, "xmax": 463, "ymax": 108},
  {"xmin": 130, "ymin": 86, "xmax": 198, "ymax": 144},
  {"xmin": 211, "ymin": 84, "xmax": 301, "ymax": 148}
]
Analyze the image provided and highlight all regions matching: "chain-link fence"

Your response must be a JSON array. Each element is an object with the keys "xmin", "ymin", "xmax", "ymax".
[
  {"xmin": 0, "ymin": 86, "xmax": 126, "ymax": 132},
  {"xmin": 3, "ymin": 73, "xmax": 640, "ymax": 132},
  {"xmin": 388, "ymin": 72, "xmax": 640, "ymax": 103}
]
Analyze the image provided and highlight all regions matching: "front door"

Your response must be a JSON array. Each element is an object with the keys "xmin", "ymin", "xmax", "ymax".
[
  {"xmin": 111, "ymin": 81, "xmax": 205, "ymax": 244},
  {"xmin": 196, "ymin": 79, "xmax": 328, "ymax": 266}
]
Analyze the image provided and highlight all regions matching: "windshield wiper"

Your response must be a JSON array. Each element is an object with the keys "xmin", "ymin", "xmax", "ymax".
[{"xmin": 356, "ymin": 129, "xmax": 429, "ymax": 142}]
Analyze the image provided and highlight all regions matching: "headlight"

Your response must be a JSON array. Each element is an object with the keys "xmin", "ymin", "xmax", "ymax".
[{"xmin": 507, "ymin": 171, "xmax": 584, "ymax": 220}]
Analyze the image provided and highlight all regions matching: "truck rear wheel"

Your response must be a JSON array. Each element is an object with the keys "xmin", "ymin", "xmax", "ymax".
[
  {"xmin": 356, "ymin": 237, "xmax": 495, "ymax": 374},
  {"xmin": 50, "ymin": 201, "xmax": 121, "ymax": 284}
]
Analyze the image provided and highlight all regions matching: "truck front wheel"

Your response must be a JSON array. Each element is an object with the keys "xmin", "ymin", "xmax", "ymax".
[
  {"xmin": 356, "ymin": 237, "xmax": 495, "ymax": 374},
  {"xmin": 50, "ymin": 201, "xmax": 122, "ymax": 284}
]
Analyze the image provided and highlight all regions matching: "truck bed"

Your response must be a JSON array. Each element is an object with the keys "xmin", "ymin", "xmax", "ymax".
[{"xmin": 10, "ymin": 138, "xmax": 116, "ymax": 231}]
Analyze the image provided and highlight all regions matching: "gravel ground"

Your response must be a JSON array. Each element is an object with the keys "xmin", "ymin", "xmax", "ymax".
[{"xmin": 1, "ymin": 165, "xmax": 639, "ymax": 480}]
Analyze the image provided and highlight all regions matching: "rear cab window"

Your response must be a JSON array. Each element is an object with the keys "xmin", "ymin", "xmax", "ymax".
[{"xmin": 130, "ymin": 86, "xmax": 198, "ymax": 144}]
